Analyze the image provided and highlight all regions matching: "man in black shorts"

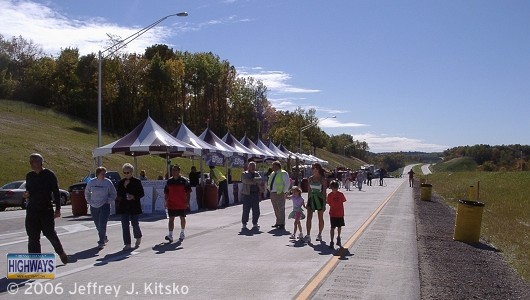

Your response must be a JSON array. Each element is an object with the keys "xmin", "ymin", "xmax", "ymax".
[{"xmin": 164, "ymin": 165, "xmax": 191, "ymax": 242}]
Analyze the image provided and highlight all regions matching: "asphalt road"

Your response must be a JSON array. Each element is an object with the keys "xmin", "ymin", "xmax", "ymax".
[{"xmin": 0, "ymin": 175, "xmax": 419, "ymax": 299}]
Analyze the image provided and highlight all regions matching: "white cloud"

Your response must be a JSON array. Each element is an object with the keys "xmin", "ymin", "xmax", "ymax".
[
  {"xmin": 349, "ymin": 132, "xmax": 448, "ymax": 153},
  {"xmin": 237, "ymin": 68, "xmax": 321, "ymax": 94},
  {"xmin": 320, "ymin": 119, "xmax": 367, "ymax": 128},
  {"xmin": 0, "ymin": 0, "xmax": 181, "ymax": 56}
]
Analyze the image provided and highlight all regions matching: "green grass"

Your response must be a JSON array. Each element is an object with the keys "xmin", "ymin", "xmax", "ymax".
[
  {"xmin": 0, "ymin": 100, "xmax": 225, "ymax": 187},
  {"xmin": 427, "ymin": 171, "xmax": 530, "ymax": 282},
  {"xmin": 433, "ymin": 157, "xmax": 478, "ymax": 172}
]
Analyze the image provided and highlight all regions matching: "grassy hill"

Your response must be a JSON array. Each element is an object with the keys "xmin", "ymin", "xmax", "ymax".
[
  {"xmin": 432, "ymin": 157, "xmax": 478, "ymax": 172},
  {"xmin": 0, "ymin": 100, "xmax": 364, "ymax": 188}
]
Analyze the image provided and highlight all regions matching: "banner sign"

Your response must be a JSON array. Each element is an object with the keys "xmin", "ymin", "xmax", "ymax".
[
  {"xmin": 229, "ymin": 155, "xmax": 245, "ymax": 168},
  {"xmin": 205, "ymin": 152, "xmax": 225, "ymax": 166}
]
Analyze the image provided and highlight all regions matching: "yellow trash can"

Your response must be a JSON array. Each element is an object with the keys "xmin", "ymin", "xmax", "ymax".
[
  {"xmin": 420, "ymin": 183, "xmax": 432, "ymax": 201},
  {"xmin": 453, "ymin": 200, "xmax": 485, "ymax": 243}
]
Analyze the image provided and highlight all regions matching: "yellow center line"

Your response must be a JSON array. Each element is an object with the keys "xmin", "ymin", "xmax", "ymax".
[{"xmin": 294, "ymin": 181, "xmax": 406, "ymax": 300}]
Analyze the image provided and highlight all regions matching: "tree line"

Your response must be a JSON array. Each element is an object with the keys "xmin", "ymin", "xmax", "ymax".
[
  {"xmin": 443, "ymin": 144, "xmax": 527, "ymax": 171},
  {"xmin": 0, "ymin": 34, "xmax": 369, "ymax": 162}
]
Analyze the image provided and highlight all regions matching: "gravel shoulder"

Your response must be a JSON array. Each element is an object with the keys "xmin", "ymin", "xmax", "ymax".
[{"xmin": 414, "ymin": 181, "xmax": 530, "ymax": 299}]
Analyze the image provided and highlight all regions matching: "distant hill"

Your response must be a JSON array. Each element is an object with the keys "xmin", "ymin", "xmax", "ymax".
[{"xmin": 432, "ymin": 157, "xmax": 478, "ymax": 172}]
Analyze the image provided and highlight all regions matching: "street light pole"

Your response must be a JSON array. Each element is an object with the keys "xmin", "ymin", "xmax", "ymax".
[
  {"xmin": 296, "ymin": 115, "xmax": 335, "ymax": 185},
  {"xmin": 96, "ymin": 12, "xmax": 188, "ymax": 166},
  {"xmin": 343, "ymin": 142, "xmax": 356, "ymax": 167},
  {"xmin": 298, "ymin": 115, "xmax": 336, "ymax": 154}
]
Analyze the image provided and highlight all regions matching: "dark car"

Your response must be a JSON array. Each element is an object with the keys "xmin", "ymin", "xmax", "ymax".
[
  {"xmin": 0, "ymin": 180, "xmax": 70, "ymax": 211},
  {"xmin": 68, "ymin": 171, "xmax": 121, "ymax": 194}
]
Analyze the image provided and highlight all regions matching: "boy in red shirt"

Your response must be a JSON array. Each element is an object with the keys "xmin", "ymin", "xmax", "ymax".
[
  {"xmin": 327, "ymin": 180, "xmax": 346, "ymax": 249},
  {"xmin": 164, "ymin": 165, "xmax": 191, "ymax": 242}
]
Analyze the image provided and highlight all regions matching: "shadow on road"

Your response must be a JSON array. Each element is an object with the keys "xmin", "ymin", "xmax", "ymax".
[
  {"xmin": 238, "ymin": 228, "xmax": 263, "ymax": 236},
  {"xmin": 310, "ymin": 241, "xmax": 335, "ymax": 256},
  {"xmin": 69, "ymin": 246, "xmax": 101, "ymax": 263},
  {"xmin": 267, "ymin": 228, "xmax": 291, "ymax": 237},
  {"xmin": 152, "ymin": 241, "xmax": 183, "ymax": 254}
]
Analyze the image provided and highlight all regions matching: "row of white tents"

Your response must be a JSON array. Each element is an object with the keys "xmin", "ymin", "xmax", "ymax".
[{"xmin": 92, "ymin": 116, "xmax": 328, "ymax": 167}]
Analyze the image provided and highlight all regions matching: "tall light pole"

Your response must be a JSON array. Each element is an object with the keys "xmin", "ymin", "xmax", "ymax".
[
  {"xmin": 96, "ymin": 12, "xmax": 188, "ymax": 166},
  {"xmin": 296, "ymin": 116, "xmax": 335, "ymax": 185},
  {"xmin": 298, "ymin": 116, "xmax": 336, "ymax": 154},
  {"xmin": 343, "ymin": 142, "xmax": 356, "ymax": 167}
]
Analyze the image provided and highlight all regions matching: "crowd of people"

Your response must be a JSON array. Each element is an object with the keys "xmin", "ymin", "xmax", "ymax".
[{"xmin": 22, "ymin": 153, "xmax": 391, "ymax": 263}]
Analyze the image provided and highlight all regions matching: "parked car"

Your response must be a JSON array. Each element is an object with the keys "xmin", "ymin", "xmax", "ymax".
[
  {"xmin": 68, "ymin": 171, "xmax": 121, "ymax": 194},
  {"xmin": 0, "ymin": 180, "xmax": 70, "ymax": 211}
]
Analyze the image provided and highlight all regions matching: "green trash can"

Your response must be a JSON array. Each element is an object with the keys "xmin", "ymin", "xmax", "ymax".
[{"xmin": 420, "ymin": 183, "xmax": 432, "ymax": 201}]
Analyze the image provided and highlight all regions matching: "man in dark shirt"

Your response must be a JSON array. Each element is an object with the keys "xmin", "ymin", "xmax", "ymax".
[
  {"xmin": 188, "ymin": 166, "xmax": 201, "ymax": 187},
  {"xmin": 24, "ymin": 153, "xmax": 68, "ymax": 264}
]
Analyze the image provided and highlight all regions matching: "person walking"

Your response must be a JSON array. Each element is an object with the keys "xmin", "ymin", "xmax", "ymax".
[
  {"xmin": 356, "ymin": 169, "xmax": 365, "ymax": 191},
  {"xmin": 366, "ymin": 170, "xmax": 373, "ymax": 186},
  {"xmin": 85, "ymin": 166, "xmax": 117, "ymax": 249},
  {"xmin": 288, "ymin": 186, "xmax": 306, "ymax": 240},
  {"xmin": 267, "ymin": 161, "xmax": 291, "ymax": 230},
  {"xmin": 327, "ymin": 181, "xmax": 346, "ymax": 249},
  {"xmin": 116, "ymin": 163, "xmax": 145, "ymax": 250},
  {"xmin": 164, "ymin": 165, "xmax": 191, "ymax": 242},
  {"xmin": 408, "ymin": 169, "xmax": 415, "ymax": 187},
  {"xmin": 304, "ymin": 163, "xmax": 328, "ymax": 243},
  {"xmin": 240, "ymin": 161, "xmax": 262, "ymax": 230},
  {"xmin": 379, "ymin": 168, "xmax": 386, "ymax": 186},
  {"xmin": 210, "ymin": 165, "xmax": 229, "ymax": 208},
  {"xmin": 23, "ymin": 153, "xmax": 68, "ymax": 264}
]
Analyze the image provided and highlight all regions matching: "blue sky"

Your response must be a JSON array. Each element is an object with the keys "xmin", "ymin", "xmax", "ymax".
[{"xmin": 1, "ymin": 0, "xmax": 529, "ymax": 153}]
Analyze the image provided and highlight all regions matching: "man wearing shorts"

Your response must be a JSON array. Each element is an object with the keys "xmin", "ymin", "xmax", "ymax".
[{"xmin": 164, "ymin": 165, "xmax": 191, "ymax": 242}]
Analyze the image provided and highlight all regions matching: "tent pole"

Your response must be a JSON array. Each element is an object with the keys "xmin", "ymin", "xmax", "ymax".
[{"xmin": 134, "ymin": 156, "xmax": 138, "ymax": 177}]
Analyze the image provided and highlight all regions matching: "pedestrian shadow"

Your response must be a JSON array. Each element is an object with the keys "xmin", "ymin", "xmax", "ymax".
[
  {"xmin": 267, "ymin": 229, "xmax": 291, "ymax": 237},
  {"xmin": 309, "ymin": 241, "xmax": 335, "ymax": 256},
  {"xmin": 334, "ymin": 247, "xmax": 354, "ymax": 260},
  {"xmin": 287, "ymin": 239, "xmax": 307, "ymax": 248},
  {"xmin": 152, "ymin": 241, "xmax": 183, "ymax": 254},
  {"xmin": 68, "ymin": 246, "xmax": 101, "ymax": 263},
  {"xmin": 0, "ymin": 277, "xmax": 32, "ymax": 293},
  {"xmin": 93, "ymin": 249, "xmax": 136, "ymax": 266},
  {"xmin": 238, "ymin": 228, "xmax": 263, "ymax": 236},
  {"xmin": 64, "ymin": 215, "xmax": 93, "ymax": 221}
]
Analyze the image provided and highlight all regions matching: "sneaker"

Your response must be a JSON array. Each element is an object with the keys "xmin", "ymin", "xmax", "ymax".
[
  {"xmin": 252, "ymin": 224, "xmax": 260, "ymax": 230},
  {"xmin": 179, "ymin": 231, "xmax": 185, "ymax": 241},
  {"xmin": 123, "ymin": 244, "xmax": 132, "ymax": 251},
  {"xmin": 316, "ymin": 234, "xmax": 322, "ymax": 241},
  {"xmin": 165, "ymin": 235, "xmax": 173, "ymax": 242},
  {"xmin": 289, "ymin": 233, "xmax": 296, "ymax": 239},
  {"xmin": 298, "ymin": 233, "xmax": 304, "ymax": 240},
  {"xmin": 337, "ymin": 237, "xmax": 342, "ymax": 247},
  {"xmin": 97, "ymin": 243, "xmax": 105, "ymax": 250},
  {"xmin": 135, "ymin": 238, "xmax": 142, "ymax": 248},
  {"xmin": 58, "ymin": 252, "xmax": 68, "ymax": 265},
  {"xmin": 304, "ymin": 235, "xmax": 311, "ymax": 243},
  {"xmin": 329, "ymin": 242, "xmax": 335, "ymax": 249}
]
